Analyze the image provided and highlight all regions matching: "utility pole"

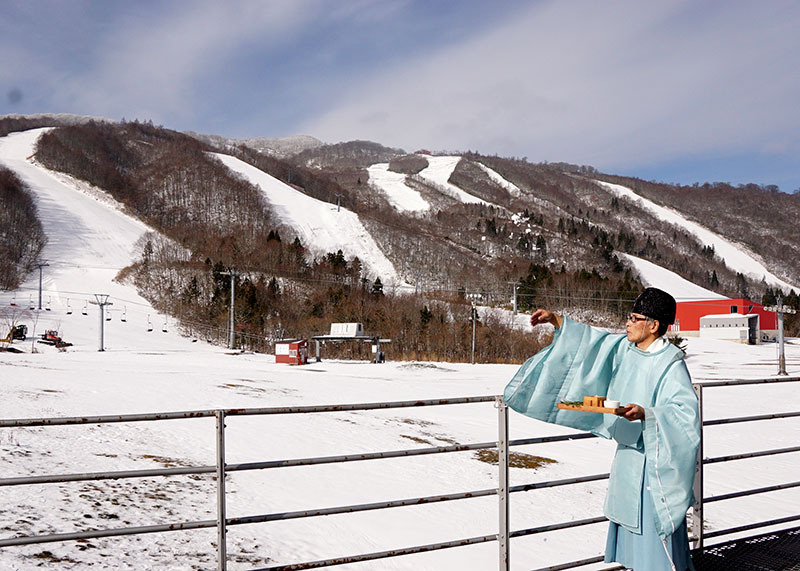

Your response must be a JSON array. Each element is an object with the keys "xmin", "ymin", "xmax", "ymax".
[
  {"xmin": 509, "ymin": 281, "xmax": 519, "ymax": 315},
  {"xmin": 765, "ymin": 296, "xmax": 797, "ymax": 376},
  {"xmin": 467, "ymin": 293, "xmax": 482, "ymax": 364},
  {"xmin": 222, "ymin": 269, "xmax": 239, "ymax": 350},
  {"xmin": 90, "ymin": 294, "xmax": 113, "ymax": 351},
  {"xmin": 36, "ymin": 261, "xmax": 50, "ymax": 310}
]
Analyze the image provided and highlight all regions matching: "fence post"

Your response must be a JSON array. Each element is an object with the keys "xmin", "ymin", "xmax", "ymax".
[
  {"xmin": 216, "ymin": 410, "xmax": 228, "ymax": 571},
  {"xmin": 496, "ymin": 396, "xmax": 510, "ymax": 570},
  {"xmin": 691, "ymin": 384, "xmax": 704, "ymax": 550}
]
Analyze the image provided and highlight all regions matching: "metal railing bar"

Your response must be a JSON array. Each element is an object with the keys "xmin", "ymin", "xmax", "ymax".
[
  {"xmin": 0, "ymin": 518, "xmax": 217, "ymax": 547},
  {"xmin": 703, "ymin": 480, "xmax": 800, "ymax": 503},
  {"xmin": 228, "ymin": 488, "xmax": 499, "ymax": 526},
  {"xmin": 227, "ymin": 396, "xmax": 498, "ymax": 418},
  {"xmin": 510, "ymin": 432, "xmax": 598, "ymax": 447},
  {"xmin": 698, "ymin": 377, "xmax": 800, "ymax": 388},
  {"xmin": 703, "ymin": 514, "xmax": 800, "ymax": 539},
  {"xmin": 0, "ymin": 442, "xmax": 503, "ymax": 489},
  {"xmin": 530, "ymin": 555, "xmax": 625, "ymax": 571},
  {"xmin": 0, "ymin": 397, "xmax": 498, "ymax": 428},
  {"xmin": 251, "ymin": 533, "xmax": 498, "ymax": 570},
  {"xmin": 704, "ymin": 445, "xmax": 800, "ymax": 464},
  {"xmin": 510, "ymin": 473, "xmax": 610, "ymax": 493},
  {"xmin": 0, "ymin": 465, "xmax": 215, "ymax": 487},
  {"xmin": 225, "ymin": 441, "xmax": 498, "ymax": 472},
  {"xmin": 0, "ymin": 442, "xmax": 501, "ymax": 489},
  {"xmin": 703, "ymin": 410, "xmax": 800, "ymax": 426},
  {"xmin": 0, "ymin": 410, "xmax": 217, "ymax": 428},
  {"xmin": 510, "ymin": 516, "xmax": 608, "ymax": 538}
]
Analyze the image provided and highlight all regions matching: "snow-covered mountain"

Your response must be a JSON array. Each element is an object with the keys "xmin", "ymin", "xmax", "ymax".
[
  {"xmin": 213, "ymin": 152, "xmax": 404, "ymax": 285},
  {"xmin": 0, "ymin": 128, "xmax": 192, "ymax": 350},
  {"xmin": 1, "ymin": 119, "xmax": 799, "ymax": 570},
  {"xmin": 597, "ymin": 181, "xmax": 798, "ymax": 293}
]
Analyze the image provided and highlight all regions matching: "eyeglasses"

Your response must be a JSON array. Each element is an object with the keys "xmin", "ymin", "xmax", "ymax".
[{"xmin": 626, "ymin": 314, "xmax": 651, "ymax": 323}]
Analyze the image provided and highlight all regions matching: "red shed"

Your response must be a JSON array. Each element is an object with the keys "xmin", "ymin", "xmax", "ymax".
[
  {"xmin": 674, "ymin": 298, "xmax": 777, "ymax": 335},
  {"xmin": 275, "ymin": 339, "xmax": 308, "ymax": 365}
]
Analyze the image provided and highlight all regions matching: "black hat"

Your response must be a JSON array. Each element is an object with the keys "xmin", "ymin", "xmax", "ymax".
[{"xmin": 632, "ymin": 287, "xmax": 676, "ymax": 325}]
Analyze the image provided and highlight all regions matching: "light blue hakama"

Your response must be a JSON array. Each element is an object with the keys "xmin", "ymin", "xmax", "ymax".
[{"xmin": 605, "ymin": 465, "xmax": 695, "ymax": 571}]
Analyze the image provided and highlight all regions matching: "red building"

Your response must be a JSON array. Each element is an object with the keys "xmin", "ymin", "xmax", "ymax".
[
  {"xmin": 674, "ymin": 298, "xmax": 777, "ymax": 333},
  {"xmin": 275, "ymin": 339, "xmax": 308, "ymax": 365}
]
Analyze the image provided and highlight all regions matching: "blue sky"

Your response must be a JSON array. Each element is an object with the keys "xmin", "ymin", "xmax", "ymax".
[{"xmin": 2, "ymin": 0, "xmax": 800, "ymax": 192}]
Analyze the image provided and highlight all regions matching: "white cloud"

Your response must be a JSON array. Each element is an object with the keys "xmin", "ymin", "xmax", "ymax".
[
  {"xmin": 300, "ymin": 0, "xmax": 800, "ymax": 170},
  {"xmin": 51, "ymin": 1, "xmax": 316, "ymax": 122}
]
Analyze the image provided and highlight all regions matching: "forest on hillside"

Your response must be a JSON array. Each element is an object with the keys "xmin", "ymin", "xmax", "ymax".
[
  {"xmin": 0, "ymin": 168, "xmax": 46, "ymax": 289},
  {"xmin": 1, "ymin": 116, "xmax": 796, "ymax": 355}
]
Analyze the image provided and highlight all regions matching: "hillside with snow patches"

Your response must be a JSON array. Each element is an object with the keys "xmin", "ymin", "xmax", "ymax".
[
  {"xmin": 213, "ymin": 153, "xmax": 403, "ymax": 285},
  {"xmin": 368, "ymin": 155, "xmax": 492, "ymax": 210},
  {"xmin": 1, "ymin": 127, "xmax": 799, "ymax": 569},
  {"xmin": 596, "ymin": 181, "xmax": 799, "ymax": 293}
]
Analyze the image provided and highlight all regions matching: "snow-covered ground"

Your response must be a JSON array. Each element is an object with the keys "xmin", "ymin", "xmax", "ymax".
[
  {"xmin": 621, "ymin": 253, "xmax": 727, "ymax": 301},
  {"xmin": 367, "ymin": 156, "xmax": 499, "ymax": 210},
  {"xmin": 0, "ymin": 128, "xmax": 185, "ymax": 353},
  {"xmin": 417, "ymin": 156, "xmax": 489, "ymax": 205},
  {"xmin": 1, "ymin": 320, "xmax": 799, "ymax": 570},
  {"xmin": 596, "ymin": 181, "xmax": 799, "ymax": 293},
  {"xmin": 365, "ymin": 163, "xmax": 430, "ymax": 212},
  {"xmin": 475, "ymin": 161, "xmax": 521, "ymax": 197},
  {"xmin": 213, "ymin": 153, "xmax": 402, "ymax": 285},
  {"xmin": 2, "ymin": 128, "xmax": 799, "ymax": 570}
]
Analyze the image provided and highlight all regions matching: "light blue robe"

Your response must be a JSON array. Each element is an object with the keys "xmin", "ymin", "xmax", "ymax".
[{"xmin": 503, "ymin": 317, "xmax": 701, "ymax": 543}]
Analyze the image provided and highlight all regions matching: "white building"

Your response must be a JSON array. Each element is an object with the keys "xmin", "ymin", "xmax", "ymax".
[{"xmin": 699, "ymin": 313, "xmax": 760, "ymax": 344}]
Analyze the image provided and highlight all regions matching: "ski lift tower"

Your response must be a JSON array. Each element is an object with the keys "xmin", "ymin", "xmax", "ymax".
[
  {"xmin": 90, "ymin": 294, "xmax": 113, "ymax": 352},
  {"xmin": 765, "ymin": 297, "xmax": 797, "ymax": 375}
]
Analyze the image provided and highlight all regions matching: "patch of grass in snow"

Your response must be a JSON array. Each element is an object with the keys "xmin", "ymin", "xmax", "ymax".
[
  {"xmin": 400, "ymin": 434, "xmax": 434, "ymax": 445},
  {"xmin": 397, "ymin": 417, "xmax": 436, "ymax": 427},
  {"xmin": 219, "ymin": 382, "xmax": 267, "ymax": 394},
  {"xmin": 30, "ymin": 550, "xmax": 78, "ymax": 563},
  {"xmin": 474, "ymin": 449, "xmax": 556, "ymax": 470},
  {"xmin": 397, "ymin": 362, "xmax": 456, "ymax": 372},
  {"xmin": 138, "ymin": 454, "xmax": 184, "ymax": 468}
]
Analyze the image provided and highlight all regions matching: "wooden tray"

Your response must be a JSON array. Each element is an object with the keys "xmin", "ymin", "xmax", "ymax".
[{"xmin": 557, "ymin": 403, "xmax": 624, "ymax": 414}]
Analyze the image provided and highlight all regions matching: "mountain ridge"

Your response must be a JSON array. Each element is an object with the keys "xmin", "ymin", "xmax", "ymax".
[{"xmin": 2, "ymin": 115, "xmax": 798, "ymax": 356}]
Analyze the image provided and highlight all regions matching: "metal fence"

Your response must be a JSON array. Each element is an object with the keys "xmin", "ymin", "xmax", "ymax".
[{"xmin": 1, "ymin": 377, "xmax": 799, "ymax": 570}]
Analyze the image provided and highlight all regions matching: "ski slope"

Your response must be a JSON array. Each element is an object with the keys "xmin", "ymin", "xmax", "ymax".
[
  {"xmin": 596, "ymin": 181, "xmax": 799, "ymax": 293},
  {"xmin": 0, "ymin": 128, "xmax": 192, "ymax": 352},
  {"xmin": 622, "ymin": 253, "xmax": 727, "ymax": 301},
  {"xmin": 368, "ymin": 156, "xmax": 513, "ymax": 211},
  {"xmin": 213, "ymin": 153, "xmax": 402, "ymax": 284},
  {"xmin": 366, "ymin": 162, "xmax": 430, "ymax": 212},
  {"xmin": 475, "ymin": 161, "xmax": 521, "ymax": 197},
  {"xmin": 417, "ymin": 156, "xmax": 489, "ymax": 205}
]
